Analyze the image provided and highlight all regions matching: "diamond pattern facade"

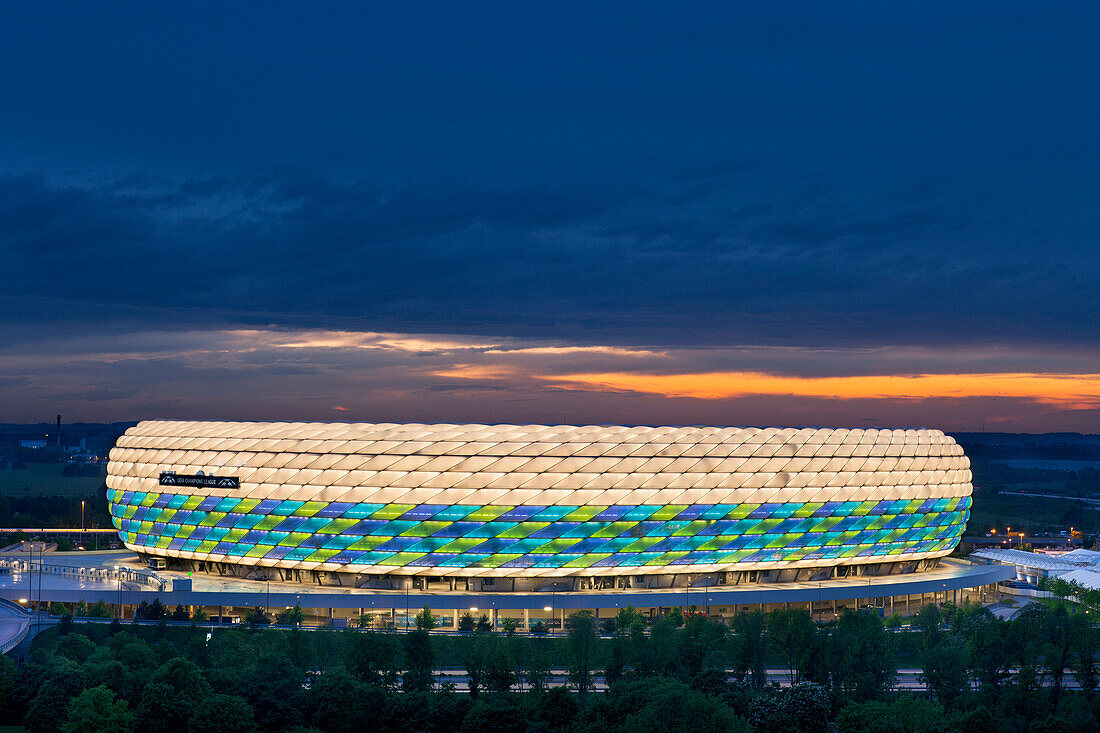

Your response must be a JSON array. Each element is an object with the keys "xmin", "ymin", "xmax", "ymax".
[{"xmin": 106, "ymin": 422, "xmax": 972, "ymax": 577}]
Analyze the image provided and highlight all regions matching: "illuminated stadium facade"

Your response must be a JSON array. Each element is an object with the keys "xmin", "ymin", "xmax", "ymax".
[{"xmin": 106, "ymin": 421, "xmax": 972, "ymax": 592}]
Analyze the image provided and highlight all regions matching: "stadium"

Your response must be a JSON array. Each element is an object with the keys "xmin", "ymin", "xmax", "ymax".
[{"xmin": 0, "ymin": 421, "xmax": 1010, "ymax": 631}]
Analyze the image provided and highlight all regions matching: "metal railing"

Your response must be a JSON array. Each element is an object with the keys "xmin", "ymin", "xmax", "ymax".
[{"xmin": 0, "ymin": 558, "xmax": 169, "ymax": 592}]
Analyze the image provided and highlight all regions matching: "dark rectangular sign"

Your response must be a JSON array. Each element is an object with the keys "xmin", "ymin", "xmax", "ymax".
[{"xmin": 159, "ymin": 472, "xmax": 240, "ymax": 489}]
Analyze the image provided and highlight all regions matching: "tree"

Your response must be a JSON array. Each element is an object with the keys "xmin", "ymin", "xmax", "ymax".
[
  {"xmin": 524, "ymin": 643, "xmax": 552, "ymax": 693},
  {"xmin": 188, "ymin": 694, "xmax": 254, "ymax": 733},
  {"xmin": 275, "ymin": 603, "xmax": 304, "ymax": 626},
  {"xmin": 768, "ymin": 608, "xmax": 815, "ymax": 683},
  {"xmin": 86, "ymin": 600, "xmax": 111, "ymax": 618},
  {"xmin": 62, "ymin": 686, "xmax": 133, "ymax": 733},
  {"xmin": 1042, "ymin": 604, "xmax": 1074, "ymax": 712},
  {"xmin": 915, "ymin": 603, "xmax": 942, "ymax": 650},
  {"xmin": 458, "ymin": 612, "xmax": 476, "ymax": 633},
  {"xmin": 831, "ymin": 610, "xmax": 896, "ymax": 702},
  {"xmin": 566, "ymin": 611, "xmax": 598, "ymax": 699},
  {"xmin": 679, "ymin": 614, "xmax": 730, "ymax": 691},
  {"xmin": 1071, "ymin": 611, "xmax": 1099, "ymax": 694},
  {"xmin": 243, "ymin": 607, "xmax": 270, "ymax": 626},
  {"xmin": 501, "ymin": 617, "xmax": 518, "ymax": 636},
  {"xmin": 403, "ymin": 629, "xmax": 435, "ymax": 692},
  {"xmin": 172, "ymin": 605, "xmax": 189, "ymax": 622},
  {"xmin": 475, "ymin": 614, "xmax": 492, "ymax": 633},
  {"xmin": 581, "ymin": 678, "xmax": 750, "ymax": 733},
  {"xmin": 967, "ymin": 615, "xmax": 1012, "ymax": 692},
  {"xmin": 25, "ymin": 660, "xmax": 87, "ymax": 733},
  {"xmin": 748, "ymin": 682, "xmax": 832, "ymax": 733},
  {"xmin": 148, "ymin": 598, "xmax": 167, "ymax": 620},
  {"xmin": 344, "ymin": 631, "xmax": 400, "ymax": 688},
  {"xmin": 133, "ymin": 682, "xmax": 190, "ymax": 733},
  {"xmin": 55, "ymin": 634, "xmax": 97, "ymax": 664},
  {"xmin": 919, "ymin": 637, "xmax": 969, "ymax": 708},
  {"xmin": 484, "ymin": 636, "xmax": 517, "ymax": 692},
  {"xmin": 462, "ymin": 635, "xmax": 488, "ymax": 700},
  {"xmin": 0, "ymin": 654, "xmax": 15, "ymax": 723},
  {"xmin": 190, "ymin": 607, "xmax": 208, "ymax": 623},
  {"xmin": 731, "ymin": 610, "xmax": 768, "ymax": 688},
  {"xmin": 149, "ymin": 657, "xmax": 211, "ymax": 703},
  {"xmin": 414, "ymin": 604, "xmax": 436, "ymax": 631}
]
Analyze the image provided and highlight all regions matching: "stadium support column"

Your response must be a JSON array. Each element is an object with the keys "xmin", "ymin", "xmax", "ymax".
[{"xmin": 523, "ymin": 608, "xmax": 529, "ymax": 630}]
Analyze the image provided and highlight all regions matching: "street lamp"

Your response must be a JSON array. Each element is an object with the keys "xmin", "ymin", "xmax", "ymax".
[{"xmin": 114, "ymin": 565, "xmax": 121, "ymax": 619}]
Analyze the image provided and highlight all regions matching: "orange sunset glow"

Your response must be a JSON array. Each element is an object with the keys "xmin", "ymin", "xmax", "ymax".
[{"xmin": 539, "ymin": 371, "xmax": 1100, "ymax": 408}]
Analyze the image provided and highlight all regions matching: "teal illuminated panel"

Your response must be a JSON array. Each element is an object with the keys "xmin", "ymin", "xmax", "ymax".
[{"xmin": 107, "ymin": 490, "xmax": 970, "ymax": 571}]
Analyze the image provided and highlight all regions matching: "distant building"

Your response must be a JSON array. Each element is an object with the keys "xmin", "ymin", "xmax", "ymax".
[{"xmin": 18, "ymin": 439, "xmax": 47, "ymax": 450}]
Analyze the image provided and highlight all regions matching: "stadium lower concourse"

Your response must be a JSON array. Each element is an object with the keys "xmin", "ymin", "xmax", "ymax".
[{"xmin": 0, "ymin": 421, "xmax": 1013, "ymax": 628}]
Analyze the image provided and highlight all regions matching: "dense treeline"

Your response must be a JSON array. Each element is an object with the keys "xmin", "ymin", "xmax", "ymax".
[
  {"xmin": 3, "ymin": 600, "xmax": 1100, "ymax": 733},
  {"xmin": 0, "ymin": 494, "xmax": 112, "ymax": 530}
]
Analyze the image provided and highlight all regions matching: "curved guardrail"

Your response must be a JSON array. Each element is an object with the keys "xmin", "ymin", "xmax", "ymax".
[{"xmin": 0, "ymin": 558, "xmax": 169, "ymax": 592}]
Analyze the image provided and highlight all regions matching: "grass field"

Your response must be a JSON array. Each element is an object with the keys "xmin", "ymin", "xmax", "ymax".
[{"xmin": 0, "ymin": 463, "xmax": 105, "ymax": 497}]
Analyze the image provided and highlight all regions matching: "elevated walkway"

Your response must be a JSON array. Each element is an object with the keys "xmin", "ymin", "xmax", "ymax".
[
  {"xmin": 0, "ymin": 598, "xmax": 32, "ymax": 654},
  {"xmin": 0, "ymin": 550, "xmax": 1013, "ymax": 615}
]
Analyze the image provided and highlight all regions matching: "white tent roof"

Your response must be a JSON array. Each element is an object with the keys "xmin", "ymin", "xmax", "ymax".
[
  {"xmin": 971, "ymin": 548, "xmax": 1082, "ymax": 573},
  {"xmin": 1055, "ymin": 568, "xmax": 1100, "ymax": 590}
]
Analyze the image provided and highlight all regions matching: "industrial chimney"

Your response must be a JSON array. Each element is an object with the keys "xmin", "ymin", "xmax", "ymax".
[{"xmin": 56, "ymin": 414, "xmax": 61, "ymax": 450}]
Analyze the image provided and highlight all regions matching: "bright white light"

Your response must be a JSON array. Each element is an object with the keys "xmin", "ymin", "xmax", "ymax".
[
  {"xmin": 543, "ymin": 606, "xmax": 552, "ymax": 612},
  {"xmin": 470, "ymin": 607, "xmax": 478, "ymax": 612}
]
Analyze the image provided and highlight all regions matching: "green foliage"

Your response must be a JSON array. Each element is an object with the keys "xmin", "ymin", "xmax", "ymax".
[
  {"xmin": 243, "ymin": 607, "xmax": 271, "ymax": 626},
  {"xmin": 566, "ymin": 611, "xmax": 597, "ymax": 699},
  {"xmin": 62, "ymin": 685, "xmax": 133, "ymax": 733},
  {"xmin": 730, "ymin": 610, "xmax": 768, "ymax": 688},
  {"xmin": 831, "ymin": 610, "xmax": 896, "ymax": 702},
  {"xmin": 484, "ymin": 635, "xmax": 518, "ymax": 693},
  {"xmin": 768, "ymin": 607, "xmax": 814, "ymax": 683},
  {"xmin": 580, "ymin": 678, "xmax": 750, "ymax": 733},
  {"xmin": 133, "ymin": 599, "xmax": 168, "ymax": 621},
  {"xmin": 0, "ymin": 654, "xmax": 15, "ymax": 724},
  {"xmin": 16, "ymin": 594, "xmax": 1100, "ymax": 733},
  {"xmin": 276, "ymin": 603, "xmax": 305, "ymax": 626},
  {"xmin": 836, "ymin": 697, "xmax": 947, "ymax": 733},
  {"xmin": 748, "ymin": 682, "xmax": 832, "ymax": 733},
  {"xmin": 402, "ymin": 629, "xmax": 435, "ymax": 692},
  {"xmin": 344, "ymin": 631, "xmax": 399, "ymax": 688},
  {"xmin": 414, "ymin": 604, "xmax": 436, "ymax": 631},
  {"xmin": 919, "ymin": 637, "xmax": 969, "ymax": 708},
  {"xmin": 55, "ymin": 633, "xmax": 97, "ymax": 664},
  {"xmin": 458, "ymin": 611, "xmax": 476, "ymax": 632},
  {"xmin": 85, "ymin": 600, "xmax": 111, "ymax": 619},
  {"xmin": 188, "ymin": 693, "xmax": 254, "ymax": 733}
]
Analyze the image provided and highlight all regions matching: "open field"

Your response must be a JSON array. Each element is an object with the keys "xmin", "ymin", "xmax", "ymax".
[{"xmin": 0, "ymin": 463, "xmax": 105, "ymax": 497}]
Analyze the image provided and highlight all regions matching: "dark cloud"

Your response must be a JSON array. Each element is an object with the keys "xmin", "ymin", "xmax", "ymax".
[
  {"xmin": 0, "ymin": 3, "xmax": 1098, "ymax": 427},
  {"xmin": 1, "ymin": 167, "xmax": 1095, "ymax": 355}
]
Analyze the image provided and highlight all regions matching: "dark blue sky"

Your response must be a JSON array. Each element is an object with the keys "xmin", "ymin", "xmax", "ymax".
[{"xmin": 2, "ymin": 2, "xmax": 1099, "ymax": 430}]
